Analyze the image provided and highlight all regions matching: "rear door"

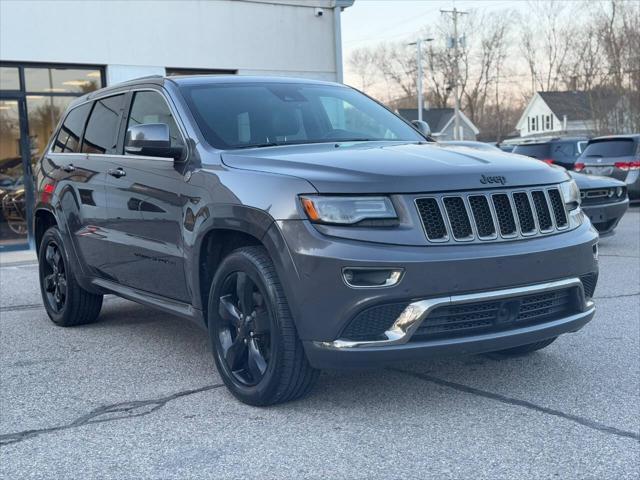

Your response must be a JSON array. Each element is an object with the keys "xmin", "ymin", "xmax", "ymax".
[
  {"xmin": 44, "ymin": 101, "xmax": 113, "ymax": 277},
  {"xmin": 101, "ymin": 88, "xmax": 190, "ymax": 302},
  {"xmin": 74, "ymin": 93, "xmax": 128, "ymax": 276}
]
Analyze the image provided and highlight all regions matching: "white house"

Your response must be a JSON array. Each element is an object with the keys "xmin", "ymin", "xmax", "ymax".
[{"xmin": 515, "ymin": 90, "xmax": 623, "ymax": 139}]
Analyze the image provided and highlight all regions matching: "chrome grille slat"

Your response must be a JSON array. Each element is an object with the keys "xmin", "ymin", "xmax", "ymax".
[{"xmin": 415, "ymin": 185, "xmax": 571, "ymax": 244}]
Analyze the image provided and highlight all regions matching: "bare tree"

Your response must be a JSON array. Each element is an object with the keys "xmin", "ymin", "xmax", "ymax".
[{"xmin": 347, "ymin": 48, "xmax": 377, "ymax": 92}]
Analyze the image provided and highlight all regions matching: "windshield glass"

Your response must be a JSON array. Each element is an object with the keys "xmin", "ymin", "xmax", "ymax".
[
  {"xmin": 582, "ymin": 139, "xmax": 636, "ymax": 158},
  {"xmin": 179, "ymin": 82, "xmax": 423, "ymax": 149}
]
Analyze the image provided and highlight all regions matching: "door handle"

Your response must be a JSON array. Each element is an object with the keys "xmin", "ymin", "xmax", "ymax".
[
  {"xmin": 108, "ymin": 167, "xmax": 126, "ymax": 179},
  {"xmin": 63, "ymin": 163, "xmax": 75, "ymax": 172}
]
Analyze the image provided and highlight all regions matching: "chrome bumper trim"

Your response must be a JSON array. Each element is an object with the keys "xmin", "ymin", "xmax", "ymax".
[{"xmin": 315, "ymin": 277, "xmax": 591, "ymax": 350}]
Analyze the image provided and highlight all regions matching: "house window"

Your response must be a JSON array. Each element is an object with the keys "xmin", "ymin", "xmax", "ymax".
[{"xmin": 545, "ymin": 115, "xmax": 551, "ymax": 130}]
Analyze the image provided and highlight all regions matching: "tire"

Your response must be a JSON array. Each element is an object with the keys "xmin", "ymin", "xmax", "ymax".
[
  {"xmin": 492, "ymin": 337, "xmax": 557, "ymax": 356},
  {"xmin": 38, "ymin": 226, "xmax": 103, "ymax": 326},
  {"xmin": 207, "ymin": 246, "xmax": 319, "ymax": 406}
]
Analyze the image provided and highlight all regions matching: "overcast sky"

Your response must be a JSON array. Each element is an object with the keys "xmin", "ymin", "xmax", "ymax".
[
  {"xmin": 340, "ymin": 0, "xmax": 588, "ymax": 94},
  {"xmin": 341, "ymin": 0, "xmax": 526, "ymax": 52}
]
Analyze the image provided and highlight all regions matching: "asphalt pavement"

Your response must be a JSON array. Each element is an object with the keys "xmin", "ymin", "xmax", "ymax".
[{"xmin": 1, "ymin": 208, "xmax": 639, "ymax": 479}]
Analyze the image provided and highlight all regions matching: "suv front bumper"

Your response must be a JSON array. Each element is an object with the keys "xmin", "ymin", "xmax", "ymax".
[
  {"xmin": 304, "ymin": 277, "xmax": 595, "ymax": 368},
  {"xmin": 269, "ymin": 219, "xmax": 599, "ymax": 367}
]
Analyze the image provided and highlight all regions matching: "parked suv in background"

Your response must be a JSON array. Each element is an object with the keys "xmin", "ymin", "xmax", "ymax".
[
  {"xmin": 577, "ymin": 135, "xmax": 640, "ymax": 202},
  {"xmin": 512, "ymin": 137, "xmax": 588, "ymax": 170},
  {"xmin": 35, "ymin": 76, "xmax": 598, "ymax": 405}
]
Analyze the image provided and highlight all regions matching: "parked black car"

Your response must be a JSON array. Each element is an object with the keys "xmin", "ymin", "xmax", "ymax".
[
  {"xmin": 34, "ymin": 76, "xmax": 598, "ymax": 405},
  {"xmin": 567, "ymin": 172, "xmax": 628, "ymax": 235},
  {"xmin": 513, "ymin": 137, "xmax": 588, "ymax": 170},
  {"xmin": 576, "ymin": 135, "xmax": 640, "ymax": 202}
]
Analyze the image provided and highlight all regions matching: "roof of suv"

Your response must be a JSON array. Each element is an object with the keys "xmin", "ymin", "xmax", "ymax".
[
  {"xmin": 69, "ymin": 75, "xmax": 345, "ymax": 109},
  {"xmin": 517, "ymin": 137, "xmax": 589, "ymax": 146},
  {"xmin": 587, "ymin": 134, "xmax": 640, "ymax": 142}
]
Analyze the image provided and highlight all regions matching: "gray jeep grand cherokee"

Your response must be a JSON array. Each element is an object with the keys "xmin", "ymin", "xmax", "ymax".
[{"xmin": 34, "ymin": 76, "xmax": 598, "ymax": 405}]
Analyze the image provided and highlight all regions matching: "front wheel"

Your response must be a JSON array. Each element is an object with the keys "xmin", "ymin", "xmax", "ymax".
[{"xmin": 208, "ymin": 246, "xmax": 319, "ymax": 406}]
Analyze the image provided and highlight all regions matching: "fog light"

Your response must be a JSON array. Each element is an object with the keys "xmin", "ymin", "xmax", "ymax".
[{"xmin": 342, "ymin": 268, "xmax": 404, "ymax": 288}]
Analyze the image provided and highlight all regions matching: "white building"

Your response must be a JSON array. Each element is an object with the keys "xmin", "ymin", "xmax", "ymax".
[
  {"xmin": 0, "ymin": 0, "xmax": 353, "ymax": 250},
  {"xmin": 515, "ymin": 90, "xmax": 623, "ymax": 139}
]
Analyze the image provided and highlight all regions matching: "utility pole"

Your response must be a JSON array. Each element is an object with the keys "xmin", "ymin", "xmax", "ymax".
[
  {"xmin": 409, "ymin": 38, "xmax": 434, "ymax": 123},
  {"xmin": 441, "ymin": 7, "xmax": 467, "ymax": 139}
]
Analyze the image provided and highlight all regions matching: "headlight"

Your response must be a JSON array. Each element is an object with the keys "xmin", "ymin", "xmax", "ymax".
[
  {"xmin": 560, "ymin": 179, "xmax": 581, "ymax": 210},
  {"xmin": 616, "ymin": 186, "xmax": 625, "ymax": 198},
  {"xmin": 300, "ymin": 196, "xmax": 398, "ymax": 225}
]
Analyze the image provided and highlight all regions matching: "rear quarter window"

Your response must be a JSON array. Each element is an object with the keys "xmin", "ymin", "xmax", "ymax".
[
  {"xmin": 82, "ymin": 94, "xmax": 126, "ymax": 154},
  {"xmin": 582, "ymin": 139, "xmax": 636, "ymax": 157},
  {"xmin": 52, "ymin": 103, "xmax": 92, "ymax": 153}
]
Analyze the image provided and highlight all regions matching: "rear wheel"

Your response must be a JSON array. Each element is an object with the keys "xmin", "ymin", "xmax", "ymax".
[
  {"xmin": 492, "ymin": 337, "xmax": 557, "ymax": 356},
  {"xmin": 38, "ymin": 227, "xmax": 103, "ymax": 326},
  {"xmin": 208, "ymin": 246, "xmax": 319, "ymax": 406}
]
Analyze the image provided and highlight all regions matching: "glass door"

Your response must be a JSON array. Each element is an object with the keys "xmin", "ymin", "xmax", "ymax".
[{"xmin": 0, "ymin": 97, "xmax": 30, "ymax": 249}]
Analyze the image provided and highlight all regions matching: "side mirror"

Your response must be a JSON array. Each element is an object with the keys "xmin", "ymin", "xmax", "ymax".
[
  {"xmin": 411, "ymin": 119, "xmax": 431, "ymax": 137},
  {"xmin": 125, "ymin": 123, "xmax": 184, "ymax": 160}
]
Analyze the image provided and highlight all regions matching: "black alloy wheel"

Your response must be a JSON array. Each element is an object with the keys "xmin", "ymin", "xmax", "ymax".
[
  {"xmin": 216, "ymin": 271, "xmax": 272, "ymax": 386},
  {"xmin": 38, "ymin": 226, "xmax": 103, "ymax": 326},
  {"xmin": 208, "ymin": 246, "xmax": 319, "ymax": 406},
  {"xmin": 42, "ymin": 241, "xmax": 67, "ymax": 313}
]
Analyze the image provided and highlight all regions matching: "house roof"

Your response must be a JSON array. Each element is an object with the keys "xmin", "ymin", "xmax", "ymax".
[
  {"xmin": 398, "ymin": 108, "xmax": 455, "ymax": 132},
  {"xmin": 537, "ymin": 90, "xmax": 621, "ymax": 121},
  {"xmin": 538, "ymin": 91, "xmax": 593, "ymax": 121},
  {"xmin": 397, "ymin": 108, "xmax": 479, "ymax": 134}
]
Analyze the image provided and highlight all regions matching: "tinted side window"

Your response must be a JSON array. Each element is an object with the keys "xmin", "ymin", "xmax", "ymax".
[
  {"xmin": 126, "ymin": 91, "xmax": 184, "ymax": 150},
  {"xmin": 52, "ymin": 103, "xmax": 92, "ymax": 153},
  {"xmin": 82, "ymin": 94, "xmax": 126, "ymax": 154}
]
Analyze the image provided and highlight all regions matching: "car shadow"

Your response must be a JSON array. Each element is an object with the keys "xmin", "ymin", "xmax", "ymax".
[{"xmin": 78, "ymin": 298, "xmax": 574, "ymax": 411}]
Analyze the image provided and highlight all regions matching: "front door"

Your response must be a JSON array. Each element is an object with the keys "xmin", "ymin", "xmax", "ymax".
[
  {"xmin": 0, "ymin": 96, "xmax": 32, "ymax": 249},
  {"xmin": 101, "ymin": 89, "xmax": 190, "ymax": 302}
]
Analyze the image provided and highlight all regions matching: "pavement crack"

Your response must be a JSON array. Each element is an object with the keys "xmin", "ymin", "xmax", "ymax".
[
  {"xmin": 0, "ymin": 303, "xmax": 43, "ymax": 313},
  {"xmin": 391, "ymin": 368, "xmax": 640, "ymax": 442},
  {"xmin": 594, "ymin": 292, "xmax": 639, "ymax": 299},
  {"xmin": 0, "ymin": 383, "xmax": 225, "ymax": 447}
]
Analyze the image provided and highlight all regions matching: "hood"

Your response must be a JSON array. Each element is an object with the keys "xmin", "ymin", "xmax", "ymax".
[
  {"xmin": 569, "ymin": 171, "xmax": 625, "ymax": 188},
  {"xmin": 221, "ymin": 142, "xmax": 569, "ymax": 193}
]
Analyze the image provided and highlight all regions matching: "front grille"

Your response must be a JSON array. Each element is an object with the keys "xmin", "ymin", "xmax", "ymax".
[
  {"xmin": 341, "ymin": 302, "xmax": 409, "ymax": 341},
  {"xmin": 531, "ymin": 191, "xmax": 553, "ymax": 231},
  {"xmin": 443, "ymin": 197, "xmax": 473, "ymax": 240},
  {"xmin": 416, "ymin": 186, "xmax": 569, "ymax": 243},
  {"xmin": 580, "ymin": 188, "xmax": 623, "ymax": 206},
  {"xmin": 492, "ymin": 193, "xmax": 517, "ymax": 236},
  {"xmin": 412, "ymin": 287, "xmax": 579, "ymax": 341},
  {"xmin": 415, "ymin": 198, "xmax": 448, "ymax": 241},
  {"xmin": 468, "ymin": 195, "xmax": 496, "ymax": 238},
  {"xmin": 548, "ymin": 189, "xmax": 568, "ymax": 227}
]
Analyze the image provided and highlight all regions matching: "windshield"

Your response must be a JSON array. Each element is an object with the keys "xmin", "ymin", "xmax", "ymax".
[
  {"xmin": 582, "ymin": 139, "xmax": 636, "ymax": 158},
  {"xmin": 179, "ymin": 82, "xmax": 424, "ymax": 149}
]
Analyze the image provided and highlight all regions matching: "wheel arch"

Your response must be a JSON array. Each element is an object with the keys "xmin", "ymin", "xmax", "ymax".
[
  {"xmin": 34, "ymin": 207, "xmax": 59, "ymax": 255},
  {"xmin": 190, "ymin": 207, "xmax": 301, "ymax": 326}
]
